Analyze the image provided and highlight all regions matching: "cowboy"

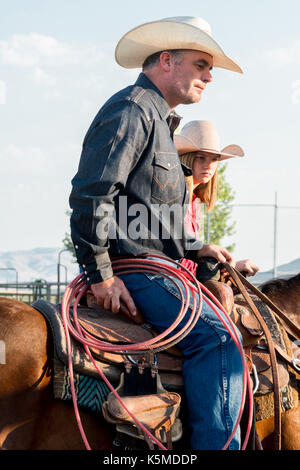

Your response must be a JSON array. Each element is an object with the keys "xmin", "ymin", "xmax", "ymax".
[{"xmin": 70, "ymin": 16, "xmax": 244, "ymax": 450}]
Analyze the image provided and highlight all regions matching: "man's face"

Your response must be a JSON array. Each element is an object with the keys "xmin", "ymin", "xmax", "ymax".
[{"xmin": 168, "ymin": 50, "xmax": 213, "ymax": 106}]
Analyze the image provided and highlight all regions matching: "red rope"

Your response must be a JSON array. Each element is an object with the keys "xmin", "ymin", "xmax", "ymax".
[{"xmin": 61, "ymin": 255, "xmax": 253, "ymax": 450}]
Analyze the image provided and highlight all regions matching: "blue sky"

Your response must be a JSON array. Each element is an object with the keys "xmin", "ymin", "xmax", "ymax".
[{"xmin": 1, "ymin": 0, "xmax": 300, "ymax": 272}]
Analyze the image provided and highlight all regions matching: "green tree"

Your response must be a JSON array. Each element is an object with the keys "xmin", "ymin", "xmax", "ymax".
[{"xmin": 202, "ymin": 162, "xmax": 236, "ymax": 252}]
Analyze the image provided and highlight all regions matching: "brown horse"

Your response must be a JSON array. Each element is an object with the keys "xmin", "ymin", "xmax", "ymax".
[
  {"xmin": 0, "ymin": 272, "xmax": 299, "ymax": 450},
  {"xmin": 0, "ymin": 297, "xmax": 115, "ymax": 450},
  {"xmin": 260, "ymin": 273, "xmax": 300, "ymax": 329}
]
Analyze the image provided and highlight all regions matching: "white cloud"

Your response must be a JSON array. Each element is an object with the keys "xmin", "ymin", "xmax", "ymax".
[
  {"xmin": 291, "ymin": 79, "xmax": 300, "ymax": 104},
  {"xmin": 266, "ymin": 40, "xmax": 300, "ymax": 66},
  {"xmin": 32, "ymin": 67, "xmax": 56, "ymax": 87},
  {"xmin": 0, "ymin": 33, "xmax": 105, "ymax": 67},
  {"xmin": 73, "ymin": 74, "xmax": 105, "ymax": 91},
  {"xmin": 0, "ymin": 80, "xmax": 6, "ymax": 104},
  {"xmin": 0, "ymin": 144, "xmax": 48, "ymax": 174}
]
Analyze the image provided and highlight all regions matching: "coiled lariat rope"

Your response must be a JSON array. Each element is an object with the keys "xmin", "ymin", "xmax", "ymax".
[{"xmin": 61, "ymin": 255, "xmax": 253, "ymax": 450}]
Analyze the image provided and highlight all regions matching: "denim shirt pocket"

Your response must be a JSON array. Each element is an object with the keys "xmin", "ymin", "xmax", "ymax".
[{"xmin": 151, "ymin": 152, "xmax": 182, "ymax": 204}]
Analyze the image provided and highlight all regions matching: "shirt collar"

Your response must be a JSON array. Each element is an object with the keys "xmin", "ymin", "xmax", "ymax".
[
  {"xmin": 135, "ymin": 73, "xmax": 182, "ymax": 130},
  {"xmin": 167, "ymin": 111, "xmax": 182, "ymax": 137}
]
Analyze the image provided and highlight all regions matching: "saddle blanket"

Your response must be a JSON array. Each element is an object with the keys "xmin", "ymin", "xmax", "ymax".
[{"xmin": 53, "ymin": 356, "xmax": 110, "ymax": 416}]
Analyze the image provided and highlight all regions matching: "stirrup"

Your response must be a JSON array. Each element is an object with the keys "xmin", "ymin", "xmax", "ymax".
[{"xmin": 102, "ymin": 372, "xmax": 182, "ymax": 449}]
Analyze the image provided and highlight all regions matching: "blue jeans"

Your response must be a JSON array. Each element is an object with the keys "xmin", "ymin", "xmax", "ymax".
[{"xmin": 119, "ymin": 261, "xmax": 243, "ymax": 450}]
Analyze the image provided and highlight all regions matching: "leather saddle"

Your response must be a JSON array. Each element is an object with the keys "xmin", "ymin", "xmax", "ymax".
[
  {"xmin": 83, "ymin": 283, "xmax": 295, "ymax": 398},
  {"xmin": 79, "ymin": 281, "xmax": 235, "ymax": 384},
  {"xmin": 33, "ymin": 280, "xmax": 296, "ymax": 399},
  {"xmin": 74, "ymin": 292, "xmax": 185, "ymax": 388},
  {"xmin": 32, "ymin": 297, "xmax": 184, "ymax": 390}
]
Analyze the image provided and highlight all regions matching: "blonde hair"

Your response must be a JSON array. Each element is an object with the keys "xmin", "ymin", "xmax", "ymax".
[{"xmin": 180, "ymin": 152, "xmax": 218, "ymax": 211}]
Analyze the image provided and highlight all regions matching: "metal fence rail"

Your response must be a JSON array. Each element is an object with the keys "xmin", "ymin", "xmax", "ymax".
[{"xmin": 0, "ymin": 281, "xmax": 69, "ymax": 304}]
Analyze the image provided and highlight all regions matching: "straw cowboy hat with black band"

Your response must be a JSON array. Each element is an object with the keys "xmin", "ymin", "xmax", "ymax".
[
  {"xmin": 115, "ymin": 16, "xmax": 242, "ymax": 74},
  {"xmin": 174, "ymin": 120, "xmax": 244, "ymax": 161}
]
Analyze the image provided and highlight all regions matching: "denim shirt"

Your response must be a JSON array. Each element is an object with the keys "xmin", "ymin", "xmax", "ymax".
[{"xmin": 69, "ymin": 73, "xmax": 203, "ymax": 284}]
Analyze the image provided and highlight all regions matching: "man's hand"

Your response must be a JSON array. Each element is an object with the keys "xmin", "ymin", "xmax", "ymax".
[
  {"xmin": 197, "ymin": 244, "xmax": 235, "ymax": 265},
  {"xmin": 235, "ymin": 259, "xmax": 260, "ymax": 277},
  {"xmin": 90, "ymin": 276, "xmax": 137, "ymax": 317}
]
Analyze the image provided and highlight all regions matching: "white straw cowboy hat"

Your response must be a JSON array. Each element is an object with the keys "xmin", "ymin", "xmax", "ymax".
[
  {"xmin": 115, "ymin": 16, "xmax": 242, "ymax": 73},
  {"xmin": 174, "ymin": 120, "xmax": 244, "ymax": 161}
]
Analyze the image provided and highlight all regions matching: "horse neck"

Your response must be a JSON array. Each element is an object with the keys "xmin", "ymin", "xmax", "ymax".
[{"xmin": 266, "ymin": 284, "xmax": 300, "ymax": 328}]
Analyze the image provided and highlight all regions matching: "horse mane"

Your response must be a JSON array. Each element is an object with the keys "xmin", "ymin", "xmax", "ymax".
[{"xmin": 260, "ymin": 272, "xmax": 300, "ymax": 295}]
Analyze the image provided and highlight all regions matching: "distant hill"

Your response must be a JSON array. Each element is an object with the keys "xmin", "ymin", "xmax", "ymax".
[
  {"xmin": 252, "ymin": 257, "xmax": 300, "ymax": 285},
  {"xmin": 0, "ymin": 247, "xmax": 79, "ymax": 283}
]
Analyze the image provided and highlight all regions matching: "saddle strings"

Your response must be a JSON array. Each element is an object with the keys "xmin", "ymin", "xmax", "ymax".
[{"xmin": 61, "ymin": 254, "xmax": 253, "ymax": 451}]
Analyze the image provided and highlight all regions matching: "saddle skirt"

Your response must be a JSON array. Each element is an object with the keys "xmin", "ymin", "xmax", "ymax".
[{"xmin": 32, "ymin": 299, "xmax": 184, "ymax": 390}]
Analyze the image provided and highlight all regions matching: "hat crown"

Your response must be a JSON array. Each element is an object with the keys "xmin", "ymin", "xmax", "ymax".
[
  {"xmin": 174, "ymin": 121, "xmax": 244, "ymax": 160},
  {"xmin": 115, "ymin": 16, "xmax": 242, "ymax": 73},
  {"xmin": 181, "ymin": 120, "xmax": 221, "ymax": 153},
  {"xmin": 161, "ymin": 16, "xmax": 212, "ymax": 36}
]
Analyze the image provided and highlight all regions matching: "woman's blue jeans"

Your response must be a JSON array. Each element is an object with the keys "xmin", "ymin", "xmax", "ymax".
[{"xmin": 119, "ymin": 263, "xmax": 243, "ymax": 450}]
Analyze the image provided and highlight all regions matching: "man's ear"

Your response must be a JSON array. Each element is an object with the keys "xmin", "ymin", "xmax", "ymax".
[{"xmin": 159, "ymin": 51, "xmax": 173, "ymax": 72}]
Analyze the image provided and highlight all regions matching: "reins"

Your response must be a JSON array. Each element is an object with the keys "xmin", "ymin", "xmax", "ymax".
[{"xmin": 61, "ymin": 255, "xmax": 253, "ymax": 451}]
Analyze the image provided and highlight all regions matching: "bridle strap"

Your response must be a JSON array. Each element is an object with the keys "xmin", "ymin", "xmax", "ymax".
[{"xmin": 224, "ymin": 263, "xmax": 282, "ymax": 450}]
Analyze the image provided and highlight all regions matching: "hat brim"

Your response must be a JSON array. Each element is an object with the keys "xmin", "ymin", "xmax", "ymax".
[
  {"xmin": 115, "ymin": 20, "xmax": 243, "ymax": 73},
  {"xmin": 174, "ymin": 134, "xmax": 244, "ymax": 161}
]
